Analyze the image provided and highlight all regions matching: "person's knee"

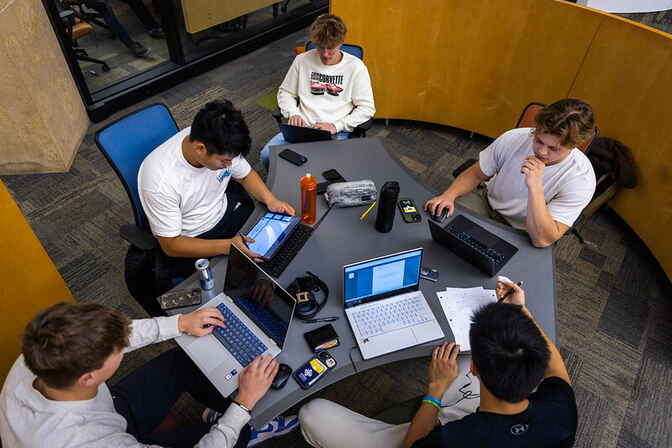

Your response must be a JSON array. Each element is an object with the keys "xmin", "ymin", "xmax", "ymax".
[{"xmin": 298, "ymin": 398, "xmax": 330, "ymax": 434}]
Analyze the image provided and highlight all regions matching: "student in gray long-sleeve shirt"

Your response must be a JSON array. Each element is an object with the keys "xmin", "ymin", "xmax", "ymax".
[{"xmin": 0, "ymin": 302, "xmax": 289, "ymax": 447}]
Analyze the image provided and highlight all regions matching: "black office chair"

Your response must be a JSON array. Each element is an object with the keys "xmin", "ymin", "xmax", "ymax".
[
  {"xmin": 56, "ymin": 1, "xmax": 110, "ymax": 72},
  {"xmin": 95, "ymin": 103, "xmax": 180, "ymax": 316},
  {"xmin": 271, "ymin": 42, "xmax": 374, "ymax": 138}
]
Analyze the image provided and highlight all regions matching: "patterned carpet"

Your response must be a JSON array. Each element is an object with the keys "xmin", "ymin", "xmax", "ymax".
[{"xmin": 3, "ymin": 10, "xmax": 672, "ymax": 448}]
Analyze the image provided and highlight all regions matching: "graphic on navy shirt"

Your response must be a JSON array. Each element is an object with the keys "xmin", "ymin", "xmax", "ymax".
[{"xmin": 310, "ymin": 72, "xmax": 344, "ymax": 96}]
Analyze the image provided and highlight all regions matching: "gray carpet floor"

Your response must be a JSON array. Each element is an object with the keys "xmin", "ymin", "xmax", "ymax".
[{"xmin": 3, "ymin": 10, "xmax": 672, "ymax": 448}]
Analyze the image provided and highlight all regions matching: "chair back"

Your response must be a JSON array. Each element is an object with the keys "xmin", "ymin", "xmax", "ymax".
[
  {"xmin": 95, "ymin": 103, "xmax": 179, "ymax": 230},
  {"xmin": 515, "ymin": 101, "xmax": 598, "ymax": 153},
  {"xmin": 305, "ymin": 42, "xmax": 364, "ymax": 60}
]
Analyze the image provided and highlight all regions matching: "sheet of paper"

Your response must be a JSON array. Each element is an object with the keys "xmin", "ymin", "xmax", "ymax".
[{"xmin": 437, "ymin": 287, "xmax": 497, "ymax": 351}]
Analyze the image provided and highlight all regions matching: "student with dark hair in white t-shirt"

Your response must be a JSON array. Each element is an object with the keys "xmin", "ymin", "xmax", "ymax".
[
  {"xmin": 425, "ymin": 99, "xmax": 597, "ymax": 248},
  {"xmin": 138, "ymin": 99, "xmax": 295, "ymax": 285}
]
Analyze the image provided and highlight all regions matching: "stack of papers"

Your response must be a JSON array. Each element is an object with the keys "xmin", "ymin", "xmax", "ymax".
[{"xmin": 436, "ymin": 287, "xmax": 497, "ymax": 351}]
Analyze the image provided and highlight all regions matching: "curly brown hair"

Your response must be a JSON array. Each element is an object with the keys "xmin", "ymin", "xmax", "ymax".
[
  {"xmin": 22, "ymin": 302, "xmax": 131, "ymax": 389},
  {"xmin": 309, "ymin": 13, "xmax": 347, "ymax": 48},
  {"xmin": 533, "ymin": 98, "xmax": 596, "ymax": 148}
]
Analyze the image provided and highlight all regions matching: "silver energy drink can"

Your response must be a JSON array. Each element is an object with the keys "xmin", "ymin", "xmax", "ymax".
[{"xmin": 195, "ymin": 258, "xmax": 215, "ymax": 290}]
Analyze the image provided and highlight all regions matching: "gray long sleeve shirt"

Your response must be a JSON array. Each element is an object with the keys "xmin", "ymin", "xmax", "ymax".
[{"xmin": 0, "ymin": 316, "xmax": 250, "ymax": 447}]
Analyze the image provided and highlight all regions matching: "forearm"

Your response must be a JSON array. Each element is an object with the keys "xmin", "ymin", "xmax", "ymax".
[
  {"xmin": 237, "ymin": 171, "xmax": 275, "ymax": 205},
  {"xmin": 525, "ymin": 187, "xmax": 563, "ymax": 247},
  {"xmin": 277, "ymin": 88, "xmax": 300, "ymax": 118},
  {"xmin": 158, "ymin": 235, "xmax": 231, "ymax": 258}
]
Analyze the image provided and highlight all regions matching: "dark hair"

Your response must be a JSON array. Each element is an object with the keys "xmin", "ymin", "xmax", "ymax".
[
  {"xmin": 469, "ymin": 303, "xmax": 550, "ymax": 403},
  {"xmin": 309, "ymin": 13, "xmax": 347, "ymax": 48},
  {"xmin": 533, "ymin": 98, "xmax": 595, "ymax": 148},
  {"xmin": 22, "ymin": 302, "xmax": 131, "ymax": 389},
  {"xmin": 190, "ymin": 99, "xmax": 251, "ymax": 157}
]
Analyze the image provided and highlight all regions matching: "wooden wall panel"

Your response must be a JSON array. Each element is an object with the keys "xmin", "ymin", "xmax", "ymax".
[
  {"xmin": 332, "ymin": 0, "xmax": 602, "ymax": 138},
  {"xmin": 181, "ymin": 0, "xmax": 277, "ymax": 34},
  {"xmin": 569, "ymin": 17, "xmax": 672, "ymax": 276},
  {"xmin": 0, "ymin": 181, "xmax": 75, "ymax": 384}
]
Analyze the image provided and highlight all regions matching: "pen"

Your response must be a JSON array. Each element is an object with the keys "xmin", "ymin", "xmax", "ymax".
[
  {"xmin": 238, "ymin": 231, "xmax": 250, "ymax": 249},
  {"xmin": 303, "ymin": 317, "xmax": 340, "ymax": 323},
  {"xmin": 359, "ymin": 201, "xmax": 376, "ymax": 221},
  {"xmin": 497, "ymin": 281, "xmax": 523, "ymax": 303}
]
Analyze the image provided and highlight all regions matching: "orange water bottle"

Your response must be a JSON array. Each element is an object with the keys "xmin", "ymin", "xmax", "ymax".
[{"xmin": 300, "ymin": 173, "xmax": 317, "ymax": 225}]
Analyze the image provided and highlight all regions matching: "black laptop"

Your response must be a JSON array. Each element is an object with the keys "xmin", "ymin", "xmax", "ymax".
[
  {"xmin": 279, "ymin": 123, "xmax": 332, "ymax": 143},
  {"xmin": 428, "ymin": 215, "xmax": 518, "ymax": 277}
]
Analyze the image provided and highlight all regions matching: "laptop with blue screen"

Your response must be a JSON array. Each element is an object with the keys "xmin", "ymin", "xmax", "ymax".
[
  {"xmin": 176, "ymin": 244, "xmax": 296, "ymax": 397},
  {"xmin": 343, "ymin": 248, "xmax": 444, "ymax": 360}
]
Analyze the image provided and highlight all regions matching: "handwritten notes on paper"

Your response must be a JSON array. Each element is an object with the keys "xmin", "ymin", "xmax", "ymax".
[{"xmin": 437, "ymin": 287, "xmax": 497, "ymax": 352}]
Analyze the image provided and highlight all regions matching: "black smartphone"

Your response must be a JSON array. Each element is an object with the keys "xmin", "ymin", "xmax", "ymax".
[
  {"xmin": 293, "ymin": 350, "xmax": 336, "ymax": 390},
  {"xmin": 158, "ymin": 288, "xmax": 202, "ymax": 311},
  {"xmin": 322, "ymin": 169, "xmax": 346, "ymax": 183},
  {"xmin": 398, "ymin": 197, "xmax": 422, "ymax": 223},
  {"xmin": 317, "ymin": 181, "xmax": 332, "ymax": 195},
  {"xmin": 279, "ymin": 148, "xmax": 307, "ymax": 166},
  {"xmin": 420, "ymin": 265, "xmax": 439, "ymax": 282}
]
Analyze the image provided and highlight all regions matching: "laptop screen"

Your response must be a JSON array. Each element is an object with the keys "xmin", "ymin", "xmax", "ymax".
[
  {"xmin": 343, "ymin": 248, "xmax": 423, "ymax": 308},
  {"xmin": 223, "ymin": 245, "xmax": 296, "ymax": 348},
  {"xmin": 245, "ymin": 212, "xmax": 300, "ymax": 259}
]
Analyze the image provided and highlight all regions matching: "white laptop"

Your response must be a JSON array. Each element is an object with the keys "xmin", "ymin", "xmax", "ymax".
[
  {"xmin": 176, "ymin": 245, "xmax": 296, "ymax": 397},
  {"xmin": 343, "ymin": 248, "xmax": 444, "ymax": 360}
]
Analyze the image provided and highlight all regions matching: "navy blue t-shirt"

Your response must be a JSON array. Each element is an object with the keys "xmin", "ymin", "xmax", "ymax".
[{"xmin": 412, "ymin": 377, "xmax": 577, "ymax": 448}]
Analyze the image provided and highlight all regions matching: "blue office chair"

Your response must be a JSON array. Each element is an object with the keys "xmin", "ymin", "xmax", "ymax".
[
  {"xmin": 271, "ymin": 42, "xmax": 373, "ymax": 138},
  {"xmin": 95, "ymin": 103, "xmax": 179, "ymax": 315}
]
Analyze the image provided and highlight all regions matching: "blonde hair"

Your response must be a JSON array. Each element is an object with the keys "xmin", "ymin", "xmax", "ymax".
[
  {"xmin": 533, "ymin": 98, "xmax": 596, "ymax": 148},
  {"xmin": 309, "ymin": 14, "xmax": 347, "ymax": 48}
]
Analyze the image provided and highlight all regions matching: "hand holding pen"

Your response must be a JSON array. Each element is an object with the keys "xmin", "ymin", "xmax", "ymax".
[{"xmin": 496, "ymin": 276, "xmax": 525, "ymax": 305}]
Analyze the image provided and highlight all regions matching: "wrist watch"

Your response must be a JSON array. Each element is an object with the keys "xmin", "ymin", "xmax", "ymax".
[{"xmin": 233, "ymin": 400, "xmax": 251, "ymax": 414}]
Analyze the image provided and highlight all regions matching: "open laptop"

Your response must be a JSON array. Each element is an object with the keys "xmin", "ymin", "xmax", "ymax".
[
  {"xmin": 343, "ymin": 248, "xmax": 444, "ymax": 360},
  {"xmin": 428, "ymin": 215, "xmax": 518, "ymax": 277},
  {"xmin": 279, "ymin": 123, "xmax": 332, "ymax": 143},
  {"xmin": 176, "ymin": 244, "xmax": 296, "ymax": 397}
]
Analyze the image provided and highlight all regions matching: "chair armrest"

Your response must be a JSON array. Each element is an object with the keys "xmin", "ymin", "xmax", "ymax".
[
  {"xmin": 271, "ymin": 106, "xmax": 283, "ymax": 124},
  {"xmin": 120, "ymin": 224, "xmax": 157, "ymax": 251},
  {"xmin": 349, "ymin": 117, "xmax": 374, "ymax": 138},
  {"xmin": 452, "ymin": 158, "xmax": 477, "ymax": 179}
]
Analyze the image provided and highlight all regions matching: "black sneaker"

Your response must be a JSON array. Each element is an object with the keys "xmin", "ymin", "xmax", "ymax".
[
  {"xmin": 148, "ymin": 27, "xmax": 165, "ymax": 38},
  {"xmin": 131, "ymin": 42, "xmax": 150, "ymax": 57}
]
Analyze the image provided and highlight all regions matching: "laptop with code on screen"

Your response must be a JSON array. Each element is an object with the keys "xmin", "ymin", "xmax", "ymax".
[{"xmin": 343, "ymin": 248, "xmax": 444, "ymax": 359}]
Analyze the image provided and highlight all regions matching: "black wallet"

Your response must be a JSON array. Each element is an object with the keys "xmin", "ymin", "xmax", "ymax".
[{"xmin": 304, "ymin": 324, "xmax": 340, "ymax": 352}]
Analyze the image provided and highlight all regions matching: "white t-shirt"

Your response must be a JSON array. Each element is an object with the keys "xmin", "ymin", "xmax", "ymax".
[
  {"xmin": 479, "ymin": 128, "xmax": 596, "ymax": 230},
  {"xmin": 0, "ymin": 316, "xmax": 250, "ymax": 448},
  {"xmin": 277, "ymin": 49, "xmax": 376, "ymax": 133},
  {"xmin": 138, "ymin": 127, "xmax": 252, "ymax": 238}
]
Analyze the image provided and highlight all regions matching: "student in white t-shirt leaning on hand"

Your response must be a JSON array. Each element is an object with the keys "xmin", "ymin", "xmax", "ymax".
[
  {"xmin": 425, "ymin": 98, "xmax": 596, "ymax": 248},
  {"xmin": 260, "ymin": 13, "xmax": 376, "ymax": 171},
  {"xmin": 138, "ymin": 99, "xmax": 295, "ymax": 281}
]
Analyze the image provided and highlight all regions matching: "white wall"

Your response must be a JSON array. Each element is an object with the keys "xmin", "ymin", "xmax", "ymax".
[{"xmin": 578, "ymin": 0, "xmax": 672, "ymax": 13}]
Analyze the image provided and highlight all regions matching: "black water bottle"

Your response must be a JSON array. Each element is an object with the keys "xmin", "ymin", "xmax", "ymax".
[{"xmin": 375, "ymin": 181, "xmax": 400, "ymax": 233}]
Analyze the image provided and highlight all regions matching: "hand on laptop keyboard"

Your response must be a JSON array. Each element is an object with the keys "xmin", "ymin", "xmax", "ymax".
[
  {"xmin": 236, "ymin": 355, "xmax": 279, "ymax": 411},
  {"xmin": 178, "ymin": 307, "xmax": 225, "ymax": 336}
]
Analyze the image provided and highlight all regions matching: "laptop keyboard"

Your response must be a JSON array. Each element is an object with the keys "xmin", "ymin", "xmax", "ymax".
[
  {"xmin": 261, "ymin": 224, "xmax": 313, "ymax": 277},
  {"xmin": 446, "ymin": 225, "xmax": 506, "ymax": 267},
  {"xmin": 235, "ymin": 296, "xmax": 288, "ymax": 344},
  {"xmin": 212, "ymin": 303, "xmax": 268, "ymax": 367},
  {"xmin": 351, "ymin": 293, "xmax": 431, "ymax": 339}
]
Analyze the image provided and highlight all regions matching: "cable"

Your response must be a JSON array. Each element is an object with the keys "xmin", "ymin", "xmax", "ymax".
[{"xmin": 347, "ymin": 346, "xmax": 480, "ymax": 409}]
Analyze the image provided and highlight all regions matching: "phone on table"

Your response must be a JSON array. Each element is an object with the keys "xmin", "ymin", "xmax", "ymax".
[
  {"xmin": 293, "ymin": 350, "xmax": 336, "ymax": 389},
  {"xmin": 322, "ymin": 169, "xmax": 346, "ymax": 183},
  {"xmin": 159, "ymin": 288, "xmax": 202, "ymax": 311},
  {"xmin": 279, "ymin": 148, "xmax": 307, "ymax": 166},
  {"xmin": 398, "ymin": 197, "xmax": 422, "ymax": 223}
]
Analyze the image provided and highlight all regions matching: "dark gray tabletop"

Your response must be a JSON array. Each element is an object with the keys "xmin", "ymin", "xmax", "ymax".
[{"xmin": 170, "ymin": 137, "xmax": 555, "ymax": 428}]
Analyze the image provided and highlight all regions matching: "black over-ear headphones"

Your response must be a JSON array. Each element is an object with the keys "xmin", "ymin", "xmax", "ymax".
[{"xmin": 287, "ymin": 271, "xmax": 329, "ymax": 319}]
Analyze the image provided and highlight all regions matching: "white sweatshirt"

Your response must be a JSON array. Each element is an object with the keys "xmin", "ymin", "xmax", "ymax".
[
  {"xmin": 0, "ymin": 316, "xmax": 250, "ymax": 448},
  {"xmin": 277, "ymin": 49, "xmax": 376, "ymax": 133}
]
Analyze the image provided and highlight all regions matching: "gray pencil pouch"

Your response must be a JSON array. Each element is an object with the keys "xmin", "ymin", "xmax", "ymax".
[{"xmin": 325, "ymin": 180, "xmax": 377, "ymax": 208}]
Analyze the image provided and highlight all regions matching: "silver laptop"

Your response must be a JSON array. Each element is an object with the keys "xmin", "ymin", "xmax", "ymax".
[
  {"xmin": 343, "ymin": 248, "xmax": 444, "ymax": 360},
  {"xmin": 176, "ymin": 245, "xmax": 296, "ymax": 397}
]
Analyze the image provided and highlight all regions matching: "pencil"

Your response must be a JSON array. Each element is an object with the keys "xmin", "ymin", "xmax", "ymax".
[{"xmin": 359, "ymin": 201, "xmax": 376, "ymax": 221}]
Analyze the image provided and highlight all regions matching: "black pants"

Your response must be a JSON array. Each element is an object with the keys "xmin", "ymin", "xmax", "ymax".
[
  {"xmin": 83, "ymin": 0, "xmax": 160, "ymax": 48},
  {"xmin": 158, "ymin": 188, "xmax": 255, "ymax": 282},
  {"xmin": 111, "ymin": 348, "xmax": 251, "ymax": 447}
]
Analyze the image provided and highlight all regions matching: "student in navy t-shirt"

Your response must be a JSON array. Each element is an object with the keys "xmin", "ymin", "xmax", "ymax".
[{"xmin": 298, "ymin": 281, "xmax": 577, "ymax": 448}]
